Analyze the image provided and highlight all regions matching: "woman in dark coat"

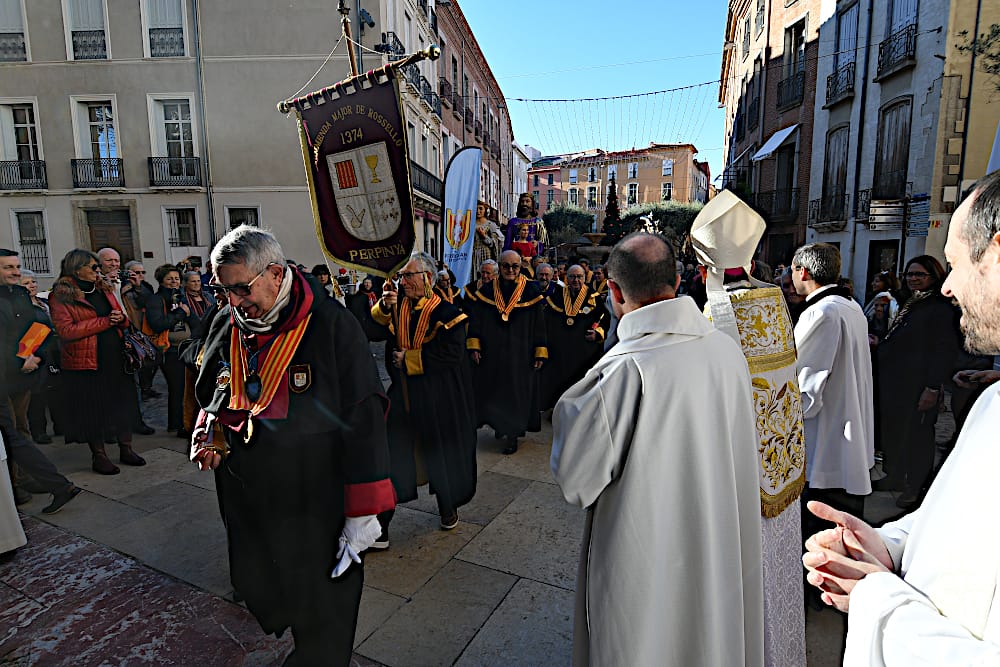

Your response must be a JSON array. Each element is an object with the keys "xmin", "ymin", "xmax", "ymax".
[
  {"xmin": 145, "ymin": 265, "xmax": 198, "ymax": 436},
  {"xmin": 875, "ymin": 255, "xmax": 961, "ymax": 508},
  {"xmin": 49, "ymin": 249, "xmax": 145, "ymax": 474}
]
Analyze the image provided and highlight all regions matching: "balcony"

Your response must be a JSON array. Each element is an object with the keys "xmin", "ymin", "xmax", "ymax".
[
  {"xmin": 439, "ymin": 77, "xmax": 453, "ymax": 107},
  {"xmin": 375, "ymin": 31, "xmax": 405, "ymax": 61},
  {"xmin": 491, "ymin": 141, "xmax": 500, "ymax": 159},
  {"xmin": 755, "ymin": 7, "xmax": 765, "ymax": 34},
  {"xmin": 0, "ymin": 32, "xmax": 27, "ymax": 61},
  {"xmin": 464, "ymin": 107, "xmax": 473, "ymax": 129},
  {"xmin": 483, "ymin": 129, "xmax": 491, "ymax": 147},
  {"xmin": 826, "ymin": 61, "xmax": 855, "ymax": 107},
  {"xmin": 418, "ymin": 75, "xmax": 441, "ymax": 116},
  {"xmin": 877, "ymin": 23, "xmax": 917, "ymax": 79},
  {"xmin": 0, "ymin": 161, "xmax": 47, "ymax": 190},
  {"xmin": 777, "ymin": 70, "xmax": 805, "ymax": 110},
  {"xmin": 71, "ymin": 29, "xmax": 107, "ymax": 60},
  {"xmin": 808, "ymin": 190, "xmax": 849, "ymax": 222},
  {"xmin": 71, "ymin": 158, "xmax": 124, "ymax": 188},
  {"xmin": 734, "ymin": 111, "xmax": 746, "ymax": 143},
  {"xmin": 417, "ymin": 0, "xmax": 428, "ymax": 14},
  {"xmin": 721, "ymin": 166, "xmax": 752, "ymax": 192},
  {"xmin": 148, "ymin": 157, "xmax": 202, "ymax": 187},
  {"xmin": 149, "ymin": 27, "xmax": 185, "ymax": 57},
  {"xmin": 872, "ymin": 169, "xmax": 908, "ymax": 200},
  {"xmin": 747, "ymin": 96, "xmax": 760, "ymax": 131},
  {"xmin": 402, "ymin": 63, "xmax": 421, "ymax": 90},
  {"xmin": 410, "ymin": 160, "xmax": 441, "ymax": 201},
  {"xmin": 754, "ymin": 188, "xmax": 800, "ymax": 222},
  {"xmin": 453, "ymin": 91, "xmax": 463, "ymax": 119},
  {"xmin": 474, "ymin": 120, "xmax": 482, "ymax": 139}
]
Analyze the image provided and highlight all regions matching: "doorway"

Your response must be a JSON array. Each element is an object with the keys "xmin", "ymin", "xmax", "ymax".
[
  {"xmin": 865, "ymin": 239, "xmax": 900, "ymax": 302},
  {"xmin": 86, "ymin": 209, "xmax": 134, "ymax": 262}
]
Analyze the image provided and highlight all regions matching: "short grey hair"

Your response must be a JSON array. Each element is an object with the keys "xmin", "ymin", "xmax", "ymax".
[
  {"xmin": 184, "ymin": 270, "xmax": 201, "ymax": 281},
  {"xmin": 125, "ymin": 260, "xmax": 144, "ymax": 271},
  {"xmin": 536, "ymin": 262, "xmax": 552, "ymax": 273},
  {"xmin": 20, "ymin": 268, "xmax": 35, "ymax": 278},
  {"xmin": 409, "ymin": 251, "xmax": 437, "ymax": 276},
  {"xmin": 481, "ymin": 259, "xmax": 498, "ymax": 272},
  {"xmin": 210, "ymin": 225, "xmax": 285, "ymax": 274},
  {"xmin": 792, "ymin": 243, "xmax": 841, "ymax": 286}
]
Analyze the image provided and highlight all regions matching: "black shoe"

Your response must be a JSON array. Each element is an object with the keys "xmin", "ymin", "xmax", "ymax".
[
  {"xmin": 42, "ymin": 486, "xmax": 82, "ymax": 515},
  {"xmin": 896, "ymin": 491, "xmax": 920, "ymax": 510},
  {"xmin": 502, "ymin": 437, "xmax": 518, "ymax": 455},
  {"xmin": 13, "ymin": 486, "xmax": 32, "ymax": 506},
  {"xmin": 440, "ymin": 512, "xmax": 459, "ymax": 530},
  {"xmin": 134, "ymin": 423, "xmax": 155, "ymax": 436},
  {"xmin": 32, "ymin": 433, "xmax": 52, "ymax": 445}
]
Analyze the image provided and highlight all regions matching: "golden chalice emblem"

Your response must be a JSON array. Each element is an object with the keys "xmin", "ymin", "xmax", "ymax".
[{"xmin": 365, "ymin": 155, "xmax": 381, "ymax": 184}]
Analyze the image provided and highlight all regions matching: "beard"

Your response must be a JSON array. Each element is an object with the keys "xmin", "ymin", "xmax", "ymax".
[
  {"xmin": 516, "ymin": 200, "xmax": 533, "ymax": 218},
  {"xmin": 959, "ymin": 287, "xmax": 1000, "ymax": 355}
]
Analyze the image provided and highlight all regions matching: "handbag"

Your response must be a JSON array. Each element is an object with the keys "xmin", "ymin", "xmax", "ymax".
[{"xmin": 122, "ymin": 325, "xmax": 159, "ymax": 374}]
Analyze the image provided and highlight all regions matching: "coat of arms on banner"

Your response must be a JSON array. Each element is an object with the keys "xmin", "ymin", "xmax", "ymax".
[
  {"xmin": 445, "ymin": 208, "xmax": 472, "ymax": 250},
  {"xmin": 326, "ymin": 141, "xmax": 401, "ymax": 242}
]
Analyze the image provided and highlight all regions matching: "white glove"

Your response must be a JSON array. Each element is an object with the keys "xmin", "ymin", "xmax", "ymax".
[{"xmin": 330, "ymin": 515, "xmax": 381, "ymax": 578}]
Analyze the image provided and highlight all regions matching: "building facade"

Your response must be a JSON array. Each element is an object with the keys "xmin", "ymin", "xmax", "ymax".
[
  {"xmin": 804, "ymin": 0, "xmax": 949, "ymax": 296},
  {"xmin": 720, "ymin": 0, "xmax": 832, "ymax": 266},
  {"xmin": 0, "ymin": 0, "xmax": 514, "ymax": 282}
]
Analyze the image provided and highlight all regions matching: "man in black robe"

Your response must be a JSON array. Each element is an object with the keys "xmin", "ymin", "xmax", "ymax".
[
  {"xmin": 463, "ymin": 259, "xmax": 498, "ymax": 303},
  {"xmin": 542, "ymin": 264, "xmax": 607, "ymax": 409},
  {"xmin": 372, "ymin": 253, "xmax": 477, "ymax": 537},
  {"xmin": 534, "ymin": 262, "xmax": 558, "ymax": 299},
  {"xmin": 467, "ymin": 250, "xmax": 547, "ymax": 455},
  {"xmin": 189, "ymin": 226, "xmax": 395, "ymax": 667}
]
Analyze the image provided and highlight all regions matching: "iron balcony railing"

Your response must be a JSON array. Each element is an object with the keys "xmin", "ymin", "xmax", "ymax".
[
  {"xmin": 375, "ymin": 31, "xmax": 405, "ymax": 61},
  {"xmin": 808, "ymin": 190, "xmax": 850, "ymax": 222},
  {"xmin": 826, "ymin": 61, "xmax": 856, "ymax": 106},
  {"xmin": 71, "ymin": 29, "xmax": 107, "ymax": 60},
  {"xmin": 474, "ymin": 120, "xmax": 482, "ymax": 138},
  {"xmin": 777, "ymin": 70, "xmax": 805, "ymax": 110},
  {"xmin": 747, "ymin": 96, "xmax": 760, "ymax": 131},
  {"xmin": 410, "ymin": 159, "xmax": 441, "ymax": 201},
  {"xmin": 72, "ymin": 158, "xmax": 124, "ymax": 188},
  {"xmin": 721, "ymin": 166, "xmax": 752, "ymax": 191},
  {"xmin": 418, "ymin": 75, "xmax": 441, "ymax": 116},
  {"xmin": 0, "ymin": 32, "xmax": 27, "ymax": 61},
  {"xmin": 148, "ymin": 157, "xmax": 202, "ymax": 187},
  {"xmin": 403, "ymin": 63, "xmax": 421, "ymax": 90},
  {"xmin": 149, "ymin": 27, "xmax": 185, "ymax": 57},
  {"xmin": 855, "ymin": 189, "xmax": 871, "ymax": 221},
  {"xmin": 754, "ymin": 188, "xmax": 800, "ymax": 221},
  {"xmin": 453, "ymin": 91, "xmax": 463, "ymax": 118},
  {"xmin": 439, "ymin": 77, "xmax": 453, "ymax": 106},
  {"xmin": 873, "ymin": 169, "xmax": 908, "ymax": 200},
  {"xmin": 0, "ymin": 160, "xmax": 47, "ymax": 190},
  {"xmin": 464, "ymin": 107, "xmax": 473, "ymax": 128},
  {"xmin": 877, "ymin": 22, "xmax": 917, "ymax": 77}
]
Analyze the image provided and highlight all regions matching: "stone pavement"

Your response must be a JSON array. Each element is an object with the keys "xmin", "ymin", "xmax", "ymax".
[{"xmin": 1, "ymin": 362, "xmax": 907, "ymax": 666}]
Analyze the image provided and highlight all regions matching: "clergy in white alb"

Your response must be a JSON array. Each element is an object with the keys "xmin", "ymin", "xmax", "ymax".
[
  {"xmin": 802, "ymin": 170, "xmax": 1000, "ymax": 665},
  {"xmin": 551, "ymin": 233, "xmax": 764, "ymax": 667},
  {"xmin": 691, "ymin": 190, "xmax": 806, "ymax": 667}
]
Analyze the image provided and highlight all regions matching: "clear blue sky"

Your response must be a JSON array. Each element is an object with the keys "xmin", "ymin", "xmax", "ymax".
[{"xmin": 460, "ymin": 0, "xmax": 730, "ymax": 179}]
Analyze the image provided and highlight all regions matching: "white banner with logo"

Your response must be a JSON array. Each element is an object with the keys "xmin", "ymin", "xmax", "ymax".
[{"xmin": 442, "ymin": 147, "xmax": 482, "ymax": 292}]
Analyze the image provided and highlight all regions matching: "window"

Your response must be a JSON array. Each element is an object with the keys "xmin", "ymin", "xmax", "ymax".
[
  {"xmin": 532, "ymin": 174, "xmax": 539, "ymax": 187},
  {"xmin": 821, "ymin": 125, "xmax": 850, "ymax": 219},
  {"xmin": 70, "ymin": 96, "xmax": 120, "ymax": 186},
  {"xmin": 755, "ymin": 0, "xmax": 765, "ymax": 35},
  {"xmin": 627, "ymin": 162, "xmax": 639, "ymax": 179},
  {"xmin": 407, "ymin": 122, "xmax": 416, "ymax": 156},
  {"xmin": 607, "ymin": 164, "xmax": 617, "ymax": 180},
  {"xmin": 742, "ymin": 17, "xmax": 751, "ymax": 59},
  {"xmin": 569, "ymin": 168, "xmax": 578, "ymax": 184},
  {"xmin": 887, "ymin": 0, "xmax": 917, "ymax": 35},
  {"xmin": 547, "ymin": 173, "xmax": 553, "ymax": 186},
  {"xmin": 661, "ymin": 183, "xmax": 673, "ymax": 201},
  {"xmin": 627, "ymin": 183, "xmax": 638, "ymax": 206},
  {"xmin": 0, "ymin": 102, "xmax": 40, "ymax": 163},
  {"xmin": 662, "ymin": 159, "xmax": 673, "ymax": 176},
  {"xmin": 451, "ymin": 56, "xmax": 458, "ymax": 87},
  {"xmin": 442, "ymin": 132, "xmax": 450, "ymax": 168},
  {"xmin": 0, "ymin": 0, "xmax": 27, "ymax": 61},
  {"xmin": 873, "ymin": 98, "xmax": 912, "ymax": 199},
  {"xmin": 783, "ymin": 19, "xmax": 806, "ymax": 77},
  {"xmin": 835, "ymin": 3, "xmax": 859, "ymax": 68},
  {"xmin": 166, "ymin": 207, "xmax": 197, "ymax": 246},
  {"xmin": 588, "ymin": 167, "xmax": 596, "ymax": 182},
  {"xmin": 226, "ymin": 206, "xmax": 258, "ymax": 229},
  {"xmin": 12, "ymin": 210, "xmax": 50, "ymax": 273},
  {"xmin": 152, "ymin": 98, "xmax": 196, "ymax": 173},
  {"xmin": 144, "ymin": 0, "xmax": 185, "ymax": 57},
  {"xmin": 84, "ymin": 102, "xmax": 116, "ymax": 159},
  {"xmin": 532, "ymin": 190, "xmax": 539, "ymax": 206},
  {"xmin": 586, "ymin": 186, "xmax": 597, "ymax": 208},
  {"xmin": 569, "ymin": 188, "xmax": 578, "ymax": 206},
  {"xmin": 546, "ymin": 189, "xmax": 554, "ymax": 209},
  {"xmin": 66, "ymin": 0, "xmax": 108, "ymax": 60},
  {"xmin": 420, "ymin": 133, "xmax": 428, "ymax": 167}
]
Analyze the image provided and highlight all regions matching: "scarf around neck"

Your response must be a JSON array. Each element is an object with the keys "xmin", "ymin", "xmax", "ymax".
[{"xmin": 233, "ymin": 266, "xmax": 294, "ymax": 334}]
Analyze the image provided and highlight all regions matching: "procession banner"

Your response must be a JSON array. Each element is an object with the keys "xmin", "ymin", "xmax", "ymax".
[
  {"xmin": 442, "ymin": 147, "xmax": 482, "ymax": 292},
  {"xmin": 290, "ymin": 71, "xmax": 415, "ymax": 277}
]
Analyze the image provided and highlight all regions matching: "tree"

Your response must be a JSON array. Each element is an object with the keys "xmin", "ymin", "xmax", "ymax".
[
  {"xmin": 543, "ymin": 204, "xmax": 596, "ymax": 247},
  {"xmin": 601, "ymin": 174, "xmax": 627, "ymax": 245}
]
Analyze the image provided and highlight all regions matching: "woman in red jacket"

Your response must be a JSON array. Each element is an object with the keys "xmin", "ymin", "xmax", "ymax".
[{"xmin": 49, "ymin": 249, "xmax": 145, "ymax": 475}]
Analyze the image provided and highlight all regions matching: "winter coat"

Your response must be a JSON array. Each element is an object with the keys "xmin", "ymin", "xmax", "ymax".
[{"xmin": 49, "ymin": 278, "xmax": 127, "ymax": 371}]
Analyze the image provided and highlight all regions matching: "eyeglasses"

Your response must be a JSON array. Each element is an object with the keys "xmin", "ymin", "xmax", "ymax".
[
  {"xmin": 397, "ymin": 271, "xmax": 424, "ymax": 281},
  {"xmin": 209, "ymin": 264, "xmax": 275, "ymax": 297},
  {"xmin": 904, "ymin": 271, "xmax": 930, "ymax": 279},
  {"xmin": 499, "ymin": 262, "xmax": 520, "ymax": 270},
  {"xmin": 134, "ymin": 270, "xmax": 146, "ymax": 274}
]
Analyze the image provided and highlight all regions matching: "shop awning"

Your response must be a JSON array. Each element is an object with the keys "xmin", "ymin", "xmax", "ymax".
[{"xmin": 752, "ymin": 124, "xmax": 799, "ymax": 161}]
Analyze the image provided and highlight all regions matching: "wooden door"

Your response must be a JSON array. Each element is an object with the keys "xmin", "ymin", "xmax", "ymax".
[{"xmin": 86, "ymin": 209, "xmax": 134, "ymax": 262}]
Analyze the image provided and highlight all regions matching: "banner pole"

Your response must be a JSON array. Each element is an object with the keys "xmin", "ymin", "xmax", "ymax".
[{"xmin": 337, "ymin": 0, "xmax": 359, "ymax": 78}]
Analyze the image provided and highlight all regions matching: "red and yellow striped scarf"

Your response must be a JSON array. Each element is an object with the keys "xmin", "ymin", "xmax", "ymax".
[
  {"xmin": 227, "ymin": 313, "xmax": 312, "ymax": 416},
  {"xmin": 397, "ymin": 295, "xmax": 440, "ymax": 350}
]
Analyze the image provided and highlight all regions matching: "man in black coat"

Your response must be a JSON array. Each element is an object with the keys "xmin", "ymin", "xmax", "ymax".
[{"xmin": 0, "ymin": 249, "xmax": 80, "ymax": 514}]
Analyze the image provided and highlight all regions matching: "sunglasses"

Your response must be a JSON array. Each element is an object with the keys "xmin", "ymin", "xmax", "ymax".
[
  {"xmin": 209, "ymin": 264, "xmax": 275, "ymax": 298},
  {"xmin": 499, "ymin": 262, "xmax": 520, "ymax": 270},
  {"xmin": 89, "ymin": 263, "xmax": 100, "ymax": 271}
]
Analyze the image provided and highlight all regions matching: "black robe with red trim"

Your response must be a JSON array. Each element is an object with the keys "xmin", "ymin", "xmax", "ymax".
[
  {"xmin": 467, "ymin": 278, "xmax": 547, "ymax": 437},
  {"xmin": 373, "ymin": 297, "xmax": 477, "ymax": 512},
  {"xmin": 194, "ymin": 270, "xmax": 395, "ymax": 639},
  {"xmin": 541, "ymin": 287, "xmax": 608, "ymax": 409}
]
